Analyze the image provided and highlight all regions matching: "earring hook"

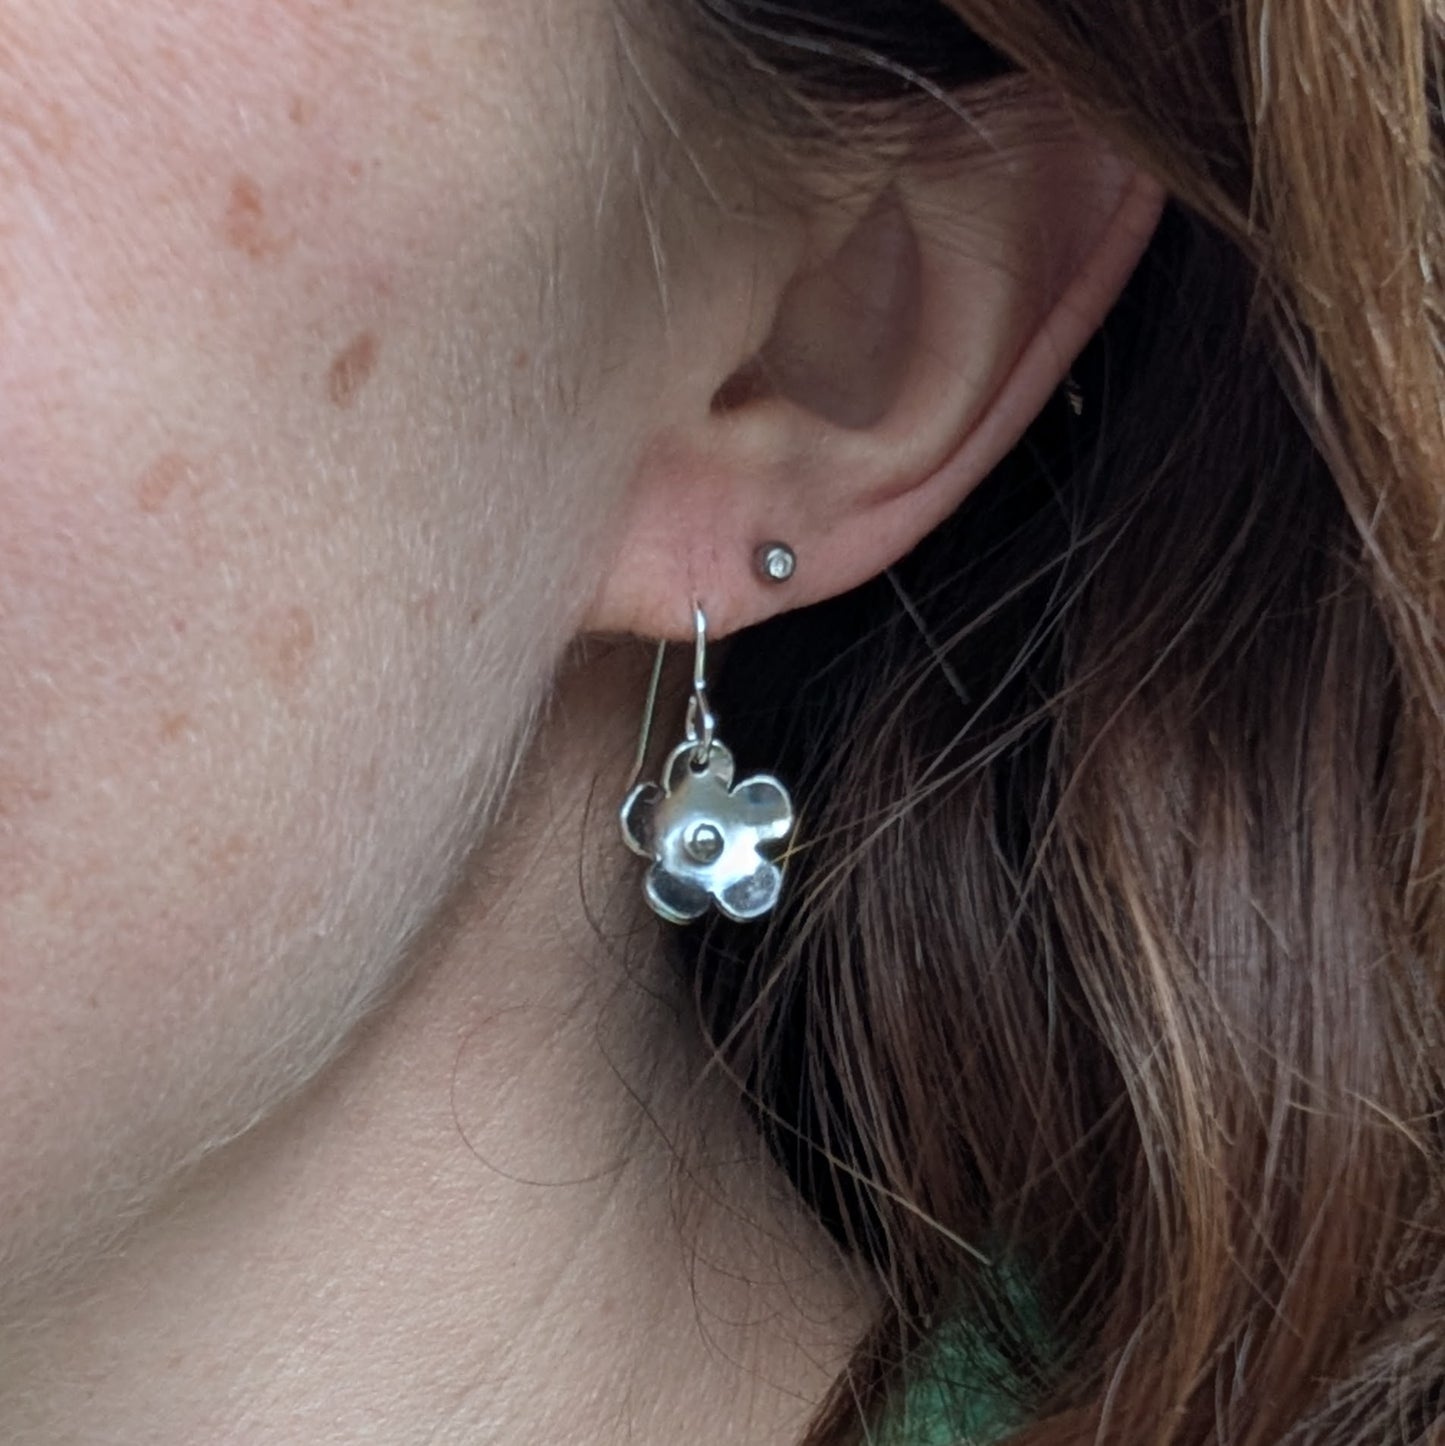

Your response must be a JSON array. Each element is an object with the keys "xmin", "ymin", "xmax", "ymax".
[
  {"xmin": 626, "ymin": 603, "xmax": 715, "ymax": 793},
  {"xmin": 685, "ymin": 603, "xmax": 716, "ymax": 763},
  {"xmin": 627, "ymin": 639, "xmax": 667, "ymax": 796}
]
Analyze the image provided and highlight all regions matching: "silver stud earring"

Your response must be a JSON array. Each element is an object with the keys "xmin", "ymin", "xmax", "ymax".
[
  {"xmin": 620, "ymin": 604, "xmax": 795, "ymax": 925},
  {"xmin": 755, "ymin": 542, "xmax": 797, "ymax": 584}
]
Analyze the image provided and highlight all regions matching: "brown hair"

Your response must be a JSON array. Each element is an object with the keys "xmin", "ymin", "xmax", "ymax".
[{"xmin": 651, "ymin": 2, "xmax": 1445, "ymax": 1442}]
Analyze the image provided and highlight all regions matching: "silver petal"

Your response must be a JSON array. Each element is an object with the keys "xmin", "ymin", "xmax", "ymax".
[
  {"xmin": 727, "ymin": 775, "xmax": 794, "ymax": 843},
  {"xmin": 645, "ymin": 864, "xmax": 713, "ymax": 925},
  {"xmin": 620, "ymin": 781, "xmax": 664, "ymax": 858},
  {"xmin": 716, "ymin": 860, "xmax": 785, "ymax": 923},
  {"xmin": 662, "ymin": 740, "xmax": 736, "ymax": 793}
]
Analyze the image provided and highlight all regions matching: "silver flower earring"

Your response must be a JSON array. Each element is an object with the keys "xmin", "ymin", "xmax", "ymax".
[{"xmin": 620, "ymin": 603, "xmax": 795, "ymax": 925}]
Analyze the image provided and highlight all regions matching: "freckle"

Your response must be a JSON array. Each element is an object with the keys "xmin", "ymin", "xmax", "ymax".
[
  {"xmin": 327, "ymin": 331, "xmax": 380, "ymax": 409},
  {"xmin": 210, "ymin": 834, "xmax": 249, "ymax": 871},
  {"xmin": 468, "ymin": 607, "xmax": 483, "ymax": 627},
  {"xmin": 159, "ymin": 712, "xmax": 194, "ymax": 744},
  {"xmin": 344, "ymin": 160, "xmax": 363, "ymax": 182},
  {"xmin": 39, "ymin": 100, "xmax": 75, "ymax": 161},
  {"xmin": 0, "ymin": 767, "xmax": 52, "ymax": 819},
  {"xmin": 136, "ymin": 452, "xmax": 197, "ymax": 514},
  {"xmin": 224, "ymin": 175, "xmax": 295, "ymax": 262},
  {"xmin": 252, "ymin": 606, "xmax": 317, "ymax": 694},
  {"xmin": 0, "ymin": 95, "xmax": 73, "ymax": 178},
  {"xmin": 288, "ymin": 95, "xmax": 316, "ymax": 127},
  {"xmin": 512, "ymin": 349, "xmax": 530, "ymax": 371}
]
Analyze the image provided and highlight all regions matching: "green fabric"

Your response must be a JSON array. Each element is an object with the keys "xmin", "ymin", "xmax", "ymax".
[
  {"xmin": 873, "ymin": 1266, "xmax": 1046, "ymax": 1445},
  {"xmin": 873, "ymin": 1321, "xmax": 1023, "ymax": 1446}
]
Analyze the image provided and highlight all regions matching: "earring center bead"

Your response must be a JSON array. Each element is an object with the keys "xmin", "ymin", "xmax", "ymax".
[{"xmin": 683, "ymin": 821, "xmax": 726, "ymax": 865}]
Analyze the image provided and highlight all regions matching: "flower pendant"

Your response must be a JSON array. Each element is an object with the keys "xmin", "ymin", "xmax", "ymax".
[{"xmin": 620, "ymin": 741, "xmax": 795, "ymax": 925}]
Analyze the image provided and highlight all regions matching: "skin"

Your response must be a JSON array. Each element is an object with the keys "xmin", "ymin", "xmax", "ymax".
[
  {"xmin": 0, "ymin": 1, "xmax": 1163, "ymax": 1440},
  {"xmin": 0, "ymin": 0, "xmax": 641, "ymax": 1295}
]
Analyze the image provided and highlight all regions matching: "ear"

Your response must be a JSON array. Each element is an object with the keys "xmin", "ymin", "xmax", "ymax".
[{"xmin": 585, "ymin": 87, "xmax": 1166, "ymax": 641}]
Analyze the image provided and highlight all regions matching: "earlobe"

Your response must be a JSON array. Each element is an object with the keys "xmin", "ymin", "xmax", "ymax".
[{"xmin": 586, "ymin": 92, "xmax": 1166, "ymax": 644}]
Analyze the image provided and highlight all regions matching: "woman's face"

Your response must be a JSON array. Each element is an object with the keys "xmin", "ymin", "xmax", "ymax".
[{"xmin": 0, "ymin": 0, "xmax": 668, "ymax": 1301}]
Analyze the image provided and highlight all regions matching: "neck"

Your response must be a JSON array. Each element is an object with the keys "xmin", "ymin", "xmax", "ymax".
[{"xmin": 1, "ymin": 644, "xmax": 867, "ymax": 1446}]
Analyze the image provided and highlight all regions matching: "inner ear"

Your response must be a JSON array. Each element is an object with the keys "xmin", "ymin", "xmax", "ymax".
[{"xmin": 712, "ymin": 188, "xmax": 922, "ymax": 431}]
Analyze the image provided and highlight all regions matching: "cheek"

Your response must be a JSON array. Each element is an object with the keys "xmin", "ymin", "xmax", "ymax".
[
  {"xmin": 0, "ymin": 0, "xmax": 629, "ymax": 1296},
  {"xmin": 0, "ymin": 392, "xmax": 589, "ymax": 1316},
  {"xmin": 0, "ymin": 465, "xmax": 428, "ymax": 1265}
]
